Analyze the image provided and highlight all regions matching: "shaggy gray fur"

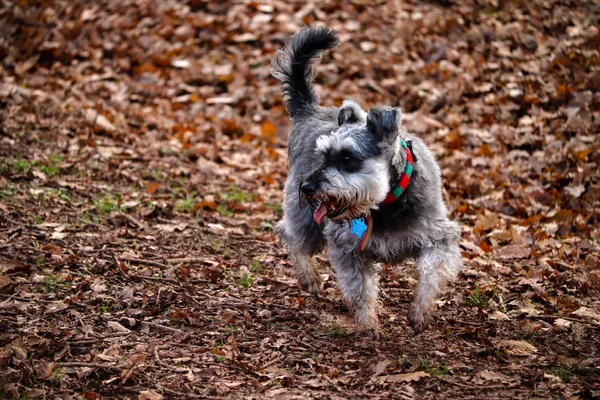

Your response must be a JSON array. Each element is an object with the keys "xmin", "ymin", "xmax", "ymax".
[{"xmin": 272, "ymin": 26, "xmax": 462, "ymax": 335}]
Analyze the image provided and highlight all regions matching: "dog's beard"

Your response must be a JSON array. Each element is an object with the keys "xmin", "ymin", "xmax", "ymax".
[{"xmin": 309, "ymin": 159, "xmax": 390, "ymax": 224}]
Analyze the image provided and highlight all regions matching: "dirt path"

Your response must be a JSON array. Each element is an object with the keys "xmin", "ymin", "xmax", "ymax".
[{"xmin": 1, "ymin": 0, "xmax": 599, "ymax": 399}]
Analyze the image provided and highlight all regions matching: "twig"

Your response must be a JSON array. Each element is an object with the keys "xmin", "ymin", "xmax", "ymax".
[
  {"xmin": 322, "ymin": 374, "xmax": 342, "ymax": 392},
  {"xmin": 165, "ymin": 257, "xmax": 217, "ymax": 265},
  {"xmin": 0, "ymin": 293, "xmax": 54, "ymax": 303},
  {"xmin": 439, "ymin": 377, "xmax": 522, "ymax": 391},
  {"xmin": 135, "ymin": 275, "xmax": 181, "ymax": 285},
  {"xmin": 112, "ymin": 254, "xmax": 133, "ymax": 282},
  {"xmin": 261, "ymin": 355, "xmax": 283, "ymax": 370},
  {"xmin": 153, "ymin": 346, "xmax": 171, "ymax": 368},
  {"xmin": 524, "ymin": 314, "xmax": 598, "ymax": 325},
  {"xmin": 448, "ymin": 319, "xmax": 485, "ymax": 327},
  {"xmin": 68, "ymin": 339, "xmax": 104, "ymax": 346},
  {"xmin": 238, "ymin": 340, "xmax": 260, "ymax": 347},
  {"xmin": 156, "ymin": 385, "xmax": 203, "ymax": 399},
  {"xmin": 7, "ymin": 229, "xmax": 21, "ymax": 242},
  {"xmin": 114, "ymin": 256, "xmax": 181, "ymax": 285},
  {"xmin": 119, "ymin": 257, "xmax": 167, "ymax": 268},
  {"xmin": 60, "ymin": 362, "xmax": 121, "ymax": 371},
  {"xmin": 143, "ymin": 321, "xmax": 185, "ymax": 334}
]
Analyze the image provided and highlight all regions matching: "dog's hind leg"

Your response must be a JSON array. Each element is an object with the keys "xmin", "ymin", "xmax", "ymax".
[{"xmin": 409, "ymin": 242, "xmax": 462, "ymax": 334}]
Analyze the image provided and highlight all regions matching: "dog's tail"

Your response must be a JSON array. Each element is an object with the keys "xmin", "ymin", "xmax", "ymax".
[{"xmin": 271, "ymin": 26, "xmax": 340, "ymax": 119}]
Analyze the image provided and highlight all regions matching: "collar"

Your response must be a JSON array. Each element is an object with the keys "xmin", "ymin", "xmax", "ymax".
[
  {"xmin": 382, "ymin": 139, "xmax": 414, "ymax": 205},
  {"xmin": 350, "ymin": 139, "xmax": 415, "ymax": 251}
]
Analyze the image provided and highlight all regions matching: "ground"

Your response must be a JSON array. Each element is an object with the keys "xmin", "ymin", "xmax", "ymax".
[{"xmin": 0, "ymin": 0, "xmax": 599, "ymax": 399}]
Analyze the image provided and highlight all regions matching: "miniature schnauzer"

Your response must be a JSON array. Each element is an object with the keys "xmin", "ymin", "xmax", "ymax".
[{"xmin": 271, "ymin": 27, "xmax": 462, "ymax": 334}]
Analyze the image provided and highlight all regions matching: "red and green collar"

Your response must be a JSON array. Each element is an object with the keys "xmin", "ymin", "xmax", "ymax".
[
  {"xmin": 382, "ymin": 139, "xmax": 414, "ymax": 204},
  {"xmin": 351, "ymin": 139, "xmax": 415, "ymax": 251}
]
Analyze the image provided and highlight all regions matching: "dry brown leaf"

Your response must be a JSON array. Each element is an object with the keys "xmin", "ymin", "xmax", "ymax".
[
  {"xmin": 145, "ymin": 182, "xmax": 159, "ymax": 194},
  {"xmin": 107, "ymin": 321, "xmax": 131, "ymax": 333},
  {"xmin": 571, "ymin": 307, "xmax": 600, "ymax": 323},
  {"xmin": 475, "ymin": 369, "xmax": 510, "ymax": 382},
  {"xmin": 0, "ymin": 261, "xmax": 32, "ymax": 276},
  {"xmin": 553, "ymin": 318, "xmax": 572, "ymax": 332},
  {"xmin": 221, "ymin": 309, "xmax": 239, "ymax": 324},
  {"xmin": 261, "ymin": 121, "xmax": 277, "ymax": 143},
  {"xmin": 40, "ymin": 362, "xmax": 55, "ymax": 380},
  {"xmin": 139, "ymin": 390, "xmax": 163, "ymax": 400},
  {"xmin": 497, "ymin": 244, "xmax": 531, "ymax": 260},
  {"xmin": 386, "ymin": 371, "xmax": 430, "ymax": 382},
  {"xmin": 370, "ymin": 358, "xmax": 392, "ymax": 375},
  {"xmin": 497, "ymin": 340, "xmax": 537, "ymax": 356},
  {"xmin": 15, "ymin": 55, "xmax": 40, "ymax": 75},
  {"xmin": 10, "ymin": 337, "xmax": 28, "ymax": 361},
  {"xmin": 85, "ymin": 109, "xmax": 116, "ymax": 132},
  {"xmin": 564, "ymin": 184, "xmax": 585, "ymax": 198},
  {"xmin": 0, "ymin": 276, "xmax": 12, "ymax": 294}
]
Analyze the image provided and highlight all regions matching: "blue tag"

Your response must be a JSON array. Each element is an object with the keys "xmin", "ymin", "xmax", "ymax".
[{"xmin": 350, "ymin": 217, "xmax": 367, "ymax": 239}]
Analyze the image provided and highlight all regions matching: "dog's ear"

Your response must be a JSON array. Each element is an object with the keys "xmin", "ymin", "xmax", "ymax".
[
  {"xmin": 366, "ymin": 106, "xmax": 402, "ymax": 142},
  {"xmin": 338, "ymin": 100, "xmax": 367, "ymax": 126}
]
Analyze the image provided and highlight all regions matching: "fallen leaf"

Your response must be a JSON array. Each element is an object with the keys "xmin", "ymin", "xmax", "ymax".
[
  {"xmin": 497, "ymin": 244, "xmax": 531, "ymax": 260},
  {"xmin": 145, "ymin": 182, "xmax": 159, "ymax": 194},
  {"xmin": 155, "ymin": 223, "xmax": 188, "ymax": 232},
  {"xmin": 139, "ymin": 390, "xmax": 163, "ymax": 400},
  {"xmin": 85, "ymin": 109, "xmax": 116, "ymax": 132},
  {"xmin": 171, "ymin": 59, "xmax": 191, "ymax": 69},
  {"xmin": 386, "ymin": 371, "xmax": 430, "ymax": 382},
  {"xmin": 0, "ymin": 261, "xmax": 32, "ymax": 276},
  {"xmin": 370, "ymin": 357, "xmax": 392, "ymax": 375},
  {"xmin": 221, "ymin": 309, "xmax": 238, "ymax": 324},
  {"xmin": 51, "ymin": 231, "xmax": 69, "ymax": 240},
  {"xmin": 107, "ymin": 321, "xmax": 131, "ymax": 333},
  {"xmin": 15, "ymin": 54, "xmax": 40, "ymax": 75},
  {"xmin": 261, "ymin": 121, "xmax": 277, "ymax": 143},
  {"xmin": 571, "ymin": 307, "xmax": 600, "ymax": 323},
  {"xmin": 0, "ymin": 275, "xmax": 12, "ymax": 294},
  {"xmin": 40, "ymin": 362, "xmax": 55, "ymax": 380},
  {"xmin": 489, "ymin": 311, "xmax": 510, "ymax": 321},
  {"xmin": 10, "ymin": 337, "xmax": 28, "ymax": 360},
  {"xmin": 497, "ymin": 340, "xmax": 537, "ymax": 356},
  {"xmin": 564, "ymin": 184, "xmax": 585, "ymax": 198},
  {"xmin": 553, "ymin": 318, "xmax": 572, "ymax": 332},
  {"xmin": 476, "ymin": 369, "xmax": 510, "ymax": 382},
  {"xmin": 360, "ymin": 41, "xmax": 376, "ymax": 52}
]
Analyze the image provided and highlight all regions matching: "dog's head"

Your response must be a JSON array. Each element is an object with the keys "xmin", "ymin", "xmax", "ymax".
[{"xmin": 301, "ymin": 101, "xmax": 405, "ymax": 224}]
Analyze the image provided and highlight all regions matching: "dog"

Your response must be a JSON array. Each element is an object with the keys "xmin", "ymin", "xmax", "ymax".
[{"xmin": 271, "ymin": 26, "xmax": 462, "ymax": 335}]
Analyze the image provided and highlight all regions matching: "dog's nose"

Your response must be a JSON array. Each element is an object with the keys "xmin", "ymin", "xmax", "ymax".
[{"xmin": 301, "ymin": 181, "xmax": 318, "ymax": 197}]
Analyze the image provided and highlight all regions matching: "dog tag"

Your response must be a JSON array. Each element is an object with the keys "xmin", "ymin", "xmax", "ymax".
[{"xmin": 350, "ymin": 215, "xmax": 373, "ymax": 251}]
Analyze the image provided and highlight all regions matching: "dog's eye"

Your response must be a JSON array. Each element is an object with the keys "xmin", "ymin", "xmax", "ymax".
[
  {"xmin": 340, "ymin": 150, "xmax": 353, "ymax": 162},
  {"xmin": 338, "ymin": 150, "xmax": 361, "ymax": 172}
]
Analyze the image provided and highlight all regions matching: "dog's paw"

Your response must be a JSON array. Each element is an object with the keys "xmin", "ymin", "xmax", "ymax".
[
  {"xmin": 408, "ymin": 309, "xmax": 430, "ymax": 335},
  {"xmin": 298, "ymin": 274, "xmax": 322, "ymax": 298},
  {"xmin": 353, "ymin": 327, "xmax": 379, "ymax": 340},
  {"xmin": 356, "ymin": 307, "xmax": 379, "ymax": 334}
]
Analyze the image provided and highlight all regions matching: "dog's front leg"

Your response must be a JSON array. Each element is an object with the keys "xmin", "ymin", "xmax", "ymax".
[{"xmin": 326, "ymin": 229, "xmax": 379, "ymax": 334}]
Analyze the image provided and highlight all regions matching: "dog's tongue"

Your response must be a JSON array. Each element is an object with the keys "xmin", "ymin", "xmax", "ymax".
[{"xmin": 313, "ymin": 203, "xmax": 328, "ymax": 224}]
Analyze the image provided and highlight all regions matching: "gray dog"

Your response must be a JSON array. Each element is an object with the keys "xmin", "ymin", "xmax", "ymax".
[{"xmin": 271, "ymin": 27, "xmax": 462, "ymax": 335}]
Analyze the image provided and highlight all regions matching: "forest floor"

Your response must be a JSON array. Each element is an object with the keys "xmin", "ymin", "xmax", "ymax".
[{"xmin": 1, "ymin": 0, "xmax": 599, "ymax": 399}]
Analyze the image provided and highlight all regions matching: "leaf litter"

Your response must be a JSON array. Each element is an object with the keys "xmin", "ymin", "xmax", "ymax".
[{"xmin": 0, "ymin": 0, "xmax": 599, "ymax": 399}]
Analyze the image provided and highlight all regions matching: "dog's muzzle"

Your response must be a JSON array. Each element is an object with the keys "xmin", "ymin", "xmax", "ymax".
[{"xmin": 300, "ymin": 181, "xmax": 318, "ymax": 198}]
